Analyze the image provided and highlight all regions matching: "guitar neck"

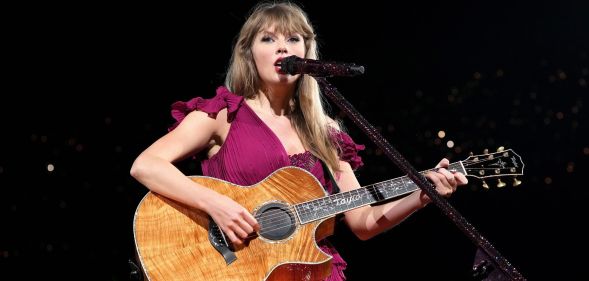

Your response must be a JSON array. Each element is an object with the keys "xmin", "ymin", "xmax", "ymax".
[{"xmin": 295, "ymin": 162, "xmax": 465, "ymax": 224}]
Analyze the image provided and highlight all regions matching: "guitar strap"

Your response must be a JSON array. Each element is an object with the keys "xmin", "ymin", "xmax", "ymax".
[{"xmin": 320, "ymin": 160, "xmax": 340, "ymax": 194}]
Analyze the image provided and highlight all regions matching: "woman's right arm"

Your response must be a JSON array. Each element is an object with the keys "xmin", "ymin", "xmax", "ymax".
[{"xmin": 130, "ymin": 109, "xmax": 259, "ymax": 245}]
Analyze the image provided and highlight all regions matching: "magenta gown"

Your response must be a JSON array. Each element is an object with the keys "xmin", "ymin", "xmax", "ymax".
[{"xmin": 170, "ymin": 86, "xmax": 365, "ymax": 281}]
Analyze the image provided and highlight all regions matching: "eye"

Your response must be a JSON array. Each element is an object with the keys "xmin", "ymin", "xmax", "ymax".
[
  {"xmin": 261, "ymin": 35, "xmax": 274, "ymax": 42},
  {"xmin": 288, "ymin": 36, "xmax": 301, "ymax": 43}
]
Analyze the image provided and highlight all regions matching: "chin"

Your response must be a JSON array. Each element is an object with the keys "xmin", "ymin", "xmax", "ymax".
[{"xmin": 275, "ymin": 74, "xmax": 295, "ymax": 83}]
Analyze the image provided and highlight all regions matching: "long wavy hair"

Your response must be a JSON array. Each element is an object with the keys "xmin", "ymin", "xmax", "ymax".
[{"xmin": 225, "ymin": 1, "xmax": 341, "ymax": 172}]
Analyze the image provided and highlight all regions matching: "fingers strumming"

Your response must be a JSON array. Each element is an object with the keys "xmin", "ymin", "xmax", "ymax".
[
  {"xmin": 226, "ymin": 231, "xmax": 242, "ymax": 245},
  {"xmin": 232, "ymin": 224, "xmax": 249, "ymax": 239},
  {"xmin": 244, "ymin": 213, "xmax": 260, "ymax": 232},
  {"xmin": 237, "ymin": 219, "xmax": 254, "ymax": 235}
]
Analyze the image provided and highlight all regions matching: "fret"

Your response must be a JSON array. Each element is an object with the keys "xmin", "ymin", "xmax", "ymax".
[
  {"xmin": 449, "ymin": 162, "xmax": 466, "ymax": 174},
  {"xmin": 360, "ymin": 190, "xmax": 372, "ymax": 205},
  {"xmin": 373, "ymin": 183, "xmax": 385, "ymax": 201},
  {"xmin": 393, "ymin": 178, "xmax": 403, "ymax": 194},
  {"xmin": 400, "ymin": 177, "xmax": 408, "ymax": 192},
  {"xmin": 402, "ymin": 176, "xmax": 414, "ymax": 191}
]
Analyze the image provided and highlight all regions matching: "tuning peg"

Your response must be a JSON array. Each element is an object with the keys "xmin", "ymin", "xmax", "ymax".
[
  {"xmin": 482, "ymin": 180, "xmax": 489, "ymax": 189},
  {"xmin": 513, "ymin": 177, "xmax": 522, "ymax": 186},
  {"xmin": 497, "ymin": 179, "xmax": 506, "ymax": 188},
  {"xmin": 497, "ymin": 146, "xmax": 505, "ymax": 152},
  {"xmin": 470, "ymin": 151, "xmax": 479, "ymax": 161},
  {"xmin": 483, "ymin": 148, "xmax": 489, "ymax": 154}
]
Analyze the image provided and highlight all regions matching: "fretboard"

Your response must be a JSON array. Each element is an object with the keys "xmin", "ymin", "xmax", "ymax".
[{"xmin": 295, "ymin": 162, "xmax": 465, "ymax": 224}]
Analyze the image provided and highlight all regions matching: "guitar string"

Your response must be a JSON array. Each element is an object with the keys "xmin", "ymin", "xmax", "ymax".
[
  {"xmin": 243, "ymin": 176, "xmax": 416, "ymax": 238},
  {"xmin": 242, "ymin": 158, "xmax": 512, "ymax": 232},
  {"xmin": 222, "ymin": 158, "xmax": 513, "ymax": 239},
  {"xmin": 242, "ymin": 163, "xmax": 471, "ymax": 237},
  {"xmin": 242, "ymin": 159, "xmax": 510, "ymax": 234},
  {"xmin": 250, "ymin": 157, "xmax": 511, "ymax": 226},
  {"xmin": 249, "ymin": 165, "xmax": 449, "ymax": 228}
]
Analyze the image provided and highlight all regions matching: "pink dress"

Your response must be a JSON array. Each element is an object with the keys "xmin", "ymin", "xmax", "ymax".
[{"xmin": 170, "ymin": 86, "xmax": 365, "ymax": 280}]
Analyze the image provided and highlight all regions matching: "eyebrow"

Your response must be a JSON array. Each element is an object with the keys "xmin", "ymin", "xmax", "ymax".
[
  {"xmin": 259, "ymin": 30, "xmax": 276, "ymax": 36},
  {"xmin": 259, "ymin": 29, "xmax": 300, "ymax": 37}
]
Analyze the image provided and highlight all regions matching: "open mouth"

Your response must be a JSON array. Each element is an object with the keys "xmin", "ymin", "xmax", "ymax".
[
  {"xmin": 274, "ymin": 58, "xmax": 283, "ymax": 67},
  {"xmin": 274, "ymin": 58, "xmax": 285, "ymax": 73}
]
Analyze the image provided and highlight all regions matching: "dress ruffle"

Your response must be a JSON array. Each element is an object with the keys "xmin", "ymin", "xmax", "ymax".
[
  {"xmin": 331, "ymin": 130, "xmax": 365, "ymax": 171},
  {"xmin": 169, "ymin": 86, "xmax": 243, "ymax": 130}
]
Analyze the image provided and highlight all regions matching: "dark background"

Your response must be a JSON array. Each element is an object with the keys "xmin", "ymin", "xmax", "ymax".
[{"xmin": 2, "ymin": 0, "xmax": 588, "ymax": 280}]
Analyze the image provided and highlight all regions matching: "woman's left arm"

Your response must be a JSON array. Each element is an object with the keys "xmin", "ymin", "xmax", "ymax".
[{"xmin": 339, "ymin": 158, "xmax": 468, "ymax": 241}]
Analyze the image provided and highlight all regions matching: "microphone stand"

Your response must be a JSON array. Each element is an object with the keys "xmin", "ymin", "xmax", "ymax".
[{"xmin": 314, "ymin": 77, "xmax": 526, "ymax": 281}]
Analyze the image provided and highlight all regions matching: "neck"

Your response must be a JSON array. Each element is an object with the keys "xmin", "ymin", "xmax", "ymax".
[
  {"xmin": 255, "ymin": 86, "xmax": 295, "ymax": 117},
  {"xmin": 296, "ymin": 161, "xmax": 467, "ymax": 224}
]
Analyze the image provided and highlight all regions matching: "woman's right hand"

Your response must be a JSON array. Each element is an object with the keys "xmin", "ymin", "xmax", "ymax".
[{"xmin": 202, "ymin": 193, "xmax": 260, "ymax": 246}]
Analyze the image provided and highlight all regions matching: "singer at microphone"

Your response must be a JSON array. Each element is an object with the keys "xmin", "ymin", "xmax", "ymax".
[{"xmin": 278, "ymin": 55, "xmax": 365, "ymax": 77}]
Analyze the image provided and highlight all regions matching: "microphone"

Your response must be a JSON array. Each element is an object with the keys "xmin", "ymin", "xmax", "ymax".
[{"xmin": 279, "ymin": 55, "xmax": 365, "ymax": 77}]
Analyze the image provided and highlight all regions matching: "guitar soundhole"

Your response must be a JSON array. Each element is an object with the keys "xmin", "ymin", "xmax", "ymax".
[{"xmin": 256, "ymin": 202, "xmax": 296, "ymax": 241}]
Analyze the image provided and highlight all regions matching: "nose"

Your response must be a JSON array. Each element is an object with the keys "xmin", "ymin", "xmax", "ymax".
[
  {"xmin": 276, "ymin": 39, "xmax": 288, "ymax": 54},
  {"xmin": 276, "ymin": 47, "xmax": 288, "ymax": 54}
]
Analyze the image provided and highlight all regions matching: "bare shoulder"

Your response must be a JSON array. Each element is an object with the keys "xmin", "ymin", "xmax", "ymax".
[
  {"xmin": 150, "ymin": 108, "xmax": 230, "ymax": 162},
  {"xmin": 179, "ymin": 108, "xmax": 230, "ymax": 136}
]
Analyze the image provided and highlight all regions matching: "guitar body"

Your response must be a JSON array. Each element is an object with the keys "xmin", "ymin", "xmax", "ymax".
[{"xmin": 133, "ymin": 167, "xmax": 336, "ymax": 281}]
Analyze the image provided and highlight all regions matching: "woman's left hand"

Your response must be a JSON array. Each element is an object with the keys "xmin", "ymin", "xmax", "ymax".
[{"xmin": 419, "ymin": 158, "xmax": 468, "ymax": 206}]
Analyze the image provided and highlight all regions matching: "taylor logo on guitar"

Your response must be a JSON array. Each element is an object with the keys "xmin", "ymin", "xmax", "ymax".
[{"xmin": 133, "ymin": 148, "xmax": 524, "ymax": 281}]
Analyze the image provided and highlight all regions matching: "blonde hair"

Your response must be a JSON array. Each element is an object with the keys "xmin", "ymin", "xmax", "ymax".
[{"xmin": 225, "ymin": 1, "xmax": 341, "ymax": 172}]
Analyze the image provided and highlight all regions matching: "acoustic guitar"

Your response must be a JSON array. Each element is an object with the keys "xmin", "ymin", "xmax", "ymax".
[{"xmin": 133, "ymin": 148, "xmax": 524, "ymax": 281}]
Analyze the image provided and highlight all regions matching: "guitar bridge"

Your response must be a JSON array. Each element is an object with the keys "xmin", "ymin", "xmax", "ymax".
[{"xmin": 208, "ymin": 219, "xmax": 237, "ymax": 265}]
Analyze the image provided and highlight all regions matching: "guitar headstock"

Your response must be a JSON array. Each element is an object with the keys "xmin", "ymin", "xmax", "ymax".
[{"xmin": 461, "ymin": 147, "xmax": 524, "ymax": 189}]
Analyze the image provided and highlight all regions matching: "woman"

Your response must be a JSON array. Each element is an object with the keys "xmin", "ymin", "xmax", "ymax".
[{"xmin": 130, "ymin": 1, "xmax": 467, "ymax": 280}]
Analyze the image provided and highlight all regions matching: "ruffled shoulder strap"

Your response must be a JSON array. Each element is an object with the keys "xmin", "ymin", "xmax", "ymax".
[
  {"xmin": 169, "ymin": 86, "xmax": 244, "ymax": 130},
  {"xmin": 330, "ymin": 129, "xmax": 365, "ymax": 171}
]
